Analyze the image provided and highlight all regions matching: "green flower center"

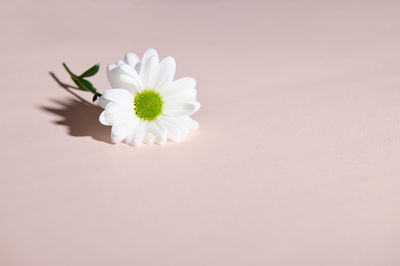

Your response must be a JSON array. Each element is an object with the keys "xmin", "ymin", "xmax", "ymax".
[{"xmin": 134, "ymin": 90, "xmax": 164, "ymax": 121}]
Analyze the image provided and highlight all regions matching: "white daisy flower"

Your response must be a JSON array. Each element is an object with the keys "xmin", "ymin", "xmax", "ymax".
[{"xmin": 99, "ymin": 48, "xmax": 200, "ymax": 146}]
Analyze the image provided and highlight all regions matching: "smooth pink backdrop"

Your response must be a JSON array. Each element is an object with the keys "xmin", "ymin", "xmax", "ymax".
[{"xmin": 1, "ymin": 0, "xmax": 400, "ymax": 265}]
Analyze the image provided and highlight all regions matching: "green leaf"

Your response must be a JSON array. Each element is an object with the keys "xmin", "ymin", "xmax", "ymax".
[
  {"xmin": 71, "ymin": 76, "xmax": 97, "ymax": 94},
  {"xmin": 70, "ymin": 76, "xmax": 86, "ymax": 91},
  {"xmin": 80, "ymin": 79, "xmax": 97, "ymax": 93},
  {"xmin": 80, "ymin": 63, "xmax": 100, "ymax": 78},
  {"xmin": 92, "ymin": 94, "xmax": 99, "ymax": 102}
]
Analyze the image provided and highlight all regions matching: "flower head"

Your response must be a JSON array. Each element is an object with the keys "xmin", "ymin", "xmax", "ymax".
[{"xmin": 99, "ymin": 48, "xmax": 200, "ymax": 146}]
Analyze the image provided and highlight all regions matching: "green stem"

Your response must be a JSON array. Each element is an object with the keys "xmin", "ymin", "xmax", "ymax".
[{"xmin": 62, "ymin": 62, "xmax": 76, "ymax": 77}]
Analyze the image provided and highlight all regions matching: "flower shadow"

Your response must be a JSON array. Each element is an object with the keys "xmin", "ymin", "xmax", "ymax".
[{"xmin": 39, "ymin": 73, "xmax": 112, "ymax": 144}]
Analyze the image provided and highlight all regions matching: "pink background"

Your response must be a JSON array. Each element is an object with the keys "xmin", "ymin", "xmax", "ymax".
[{"xmin": 1, "ymin": 0, "xmax": 400, "ymax": 265}]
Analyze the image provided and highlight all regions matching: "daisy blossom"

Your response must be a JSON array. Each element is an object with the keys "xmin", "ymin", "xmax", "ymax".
[{"xmin": 99, "ymin": 48, "xmax": 200, "ymax": 146}]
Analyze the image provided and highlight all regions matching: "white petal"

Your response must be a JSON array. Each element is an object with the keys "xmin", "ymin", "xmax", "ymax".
[
  {"xmin": 165, "ymin": 125, "xmax": 183, "ymax": 142},
  {"xmin": 99, "ymin": 111, "xmax": 111, "ymax": 125},
  {"xmin": 144, "ymin": 132, "xmax": 155, "ymax": 144},
  {"xmin": 163, "ymin": 102, "xmax": 199, "ymax": 117},
  {"xmin": 103, "ymin": 102, "xmax": 135, "ymax": 125},
  {"xmin": 107, "ymin": 64, "xmax": 140, "ymax": 94},
  {"xmin": 191, "ymin": 101, "xmax": 200, "ymax": 115},
  {"xmin": 111, "ymin": 119, "xmax": 135, "ymax": 143},
  {"xmin": 149, "ymin": 120, "xmax": 167, "ymax": 145},
  {"xmin": 107, "ymin": 63, "xmax": 117, "ymax": 72},
  {"xmin": 154, "ymin": 56, "xmax": 176, "ymax": 93},
  {"xmin": 124, "ymin": 52, "xmax": 140, "ymax": 67},
  {"xmin": 124, "ymin": 117, "xmax": 141, "ymax": 144},
  {"xmin": 101, "ymin": 89, "xmax": 133, "ymax": 107},
  {"xmin": 99, "ymin": 97, "xmax": 111, "ymax": 108},
  {"xmin": 161, "ymin": 77, "xmax": 196, "ymax": 98},
  {"xmin": 105, "ymin": 102, "xmax": 131, "ymax": 114},
  {"xmin": 104, "ymin": 109, "xmax": 133, "ymax": 125},
  {"xmin": 142, "ymin": 48, "xmax": 159, "ymax": 65},
  {"xmin": 158, "ymin": 115, "xmax": 186, "ymax": 142},
  {"xmin": 131, "ymin": 121, "xmax": 147, "ymax": 147},
  {"xmin": 119, "ymin": 74, "xmax": 140, "ymax": 93},
  {"xmin": 163, "ymin": 88, "xmax": 197, "ymax": 104},
  {"xmin": 134, "ymin": 62, "xmax": 141, "ymax": 73},
  {"xmin": 182, "ymin": 116, "xmax": 199, "ymax": 130},
  {"xmin": 140, "ymin": 55, "xmax": 159, "ymax": 89},
  {"xmin": 119, "ymin": 64, "xmax": 140, "ymax": 79}
]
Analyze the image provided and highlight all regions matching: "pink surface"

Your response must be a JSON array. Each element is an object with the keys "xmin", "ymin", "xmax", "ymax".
[{"xmin": 1, "ymin": 0, "xmax": 400, "ymax": 265}]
